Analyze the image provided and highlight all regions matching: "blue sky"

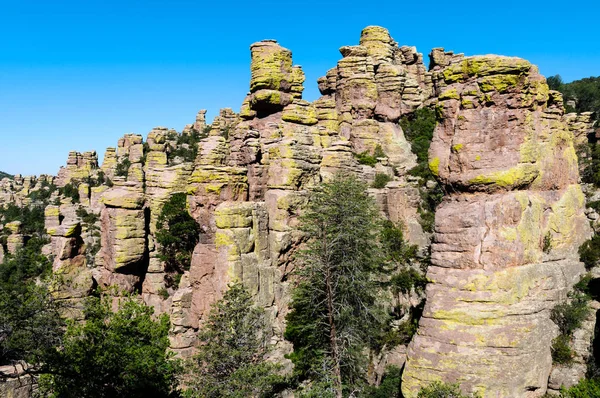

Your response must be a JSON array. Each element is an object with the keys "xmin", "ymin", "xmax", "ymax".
[{"xmin": 1, "ymin": 0, "xmax": 599, "ymax": 176}]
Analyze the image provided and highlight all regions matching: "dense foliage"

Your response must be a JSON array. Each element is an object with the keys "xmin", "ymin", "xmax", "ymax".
[
  {"xmin": 355, "ymin": 145, "xmax": 386, "ymax": 166},
  {"xmin": 416, "ymin": 381, "xmax": 477, "ymax": 398},
  {"xmin": 115, "ymin": 158, "xmax": 131, "ymax": 178},
  {"xmin": 59, "ymin": 182, "xmax": 80, "ymax": 204},
  {"xmin": 400, "ymin": 107, "xmax": 437, "ymax": 179},
  {"xmin": 39, "ymin": 295, "xmax": 180, "ymax": 398},
  {"xmin": 0, "ymin": 171, "xmax": 13, "ymax": 180},
  {"xmin": 184, "ymin": 282, "xmax": 284, "ymax": 397},
  {"xmin": 548, "ymin": 74, "xmax": 600, "ymax": 118},
  {"xmin": 400, "ymin": 107, "xmax": 444, "ymax": 232},
  {"xmin": 285, "ymin": 174, "xmax": 387, "ymax": 396},
  {"xmin": 0, "ymin": 203, "xmax": 46, "ymax": 237},
  {"xmin": 0, "ymin": 236, "xmax": 59, "ymax": 374},
  {"xmin": 550, "ymin": 276, "xmax": 592, "ymax": 365},
  {"xmin": 372, "ymin": 173, "xmax": 392, "ymax": 189},
  {"xmin": 168, "ymin": 129, "xmax": 208, "ymax": 164},
  {"xmin": 27, "ymin": 181, "xmax": 57, "ymax": 204},
  {"xmin": 156, "ymin": 193, "xmax": 201, "ymax": 280}
]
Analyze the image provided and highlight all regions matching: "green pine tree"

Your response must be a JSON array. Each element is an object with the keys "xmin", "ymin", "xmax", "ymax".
[
  {"xmin": 184, "ymin": 282, "xmax": 284, "ymax": 398},
  {"xmin": 285, "ymin": 174, "xmax": 386, "ymax": 397}
]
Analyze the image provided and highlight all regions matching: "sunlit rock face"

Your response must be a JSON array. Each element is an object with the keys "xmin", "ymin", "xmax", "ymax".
[
  {"xmin": 3, "ymin": 25, "xmax": 596, "ymax": 397},
  {"xmin": 402, "ymin": 54, "xmax": 593, "ymax": 397}
]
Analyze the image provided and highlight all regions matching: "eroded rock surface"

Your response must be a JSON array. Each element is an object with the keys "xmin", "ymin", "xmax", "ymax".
[
  {"xmin": 1, "ymin": 25, "xmax": 595, "ymax": 398},
  {"xmin": 402, "ymin": 55, "xmax": 593, "ymax": 397}
]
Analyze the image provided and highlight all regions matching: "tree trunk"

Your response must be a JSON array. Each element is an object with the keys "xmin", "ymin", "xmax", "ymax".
[{"xmin": 325, "ymin": 263, "xmax": 343, "ymax": 398}]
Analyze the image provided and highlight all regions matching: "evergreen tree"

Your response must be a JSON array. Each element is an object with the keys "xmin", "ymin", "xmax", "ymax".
[
  {"xmin": 184, "ymin": 282, "xmax": 283, "ymax": 398},
  {"xmin": 285, "ymin": 174, "xmax": 386, "ymax": 397},
  {"xmin": 38, "ymin": 296, "xmax": 180, "ymax": 398},
  {"xmin": 156, "ymin": 192, "xmax": 201, "ymax": 278}
]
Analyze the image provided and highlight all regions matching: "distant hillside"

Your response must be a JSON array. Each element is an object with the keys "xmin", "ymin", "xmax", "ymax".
[
  {"xmin": 0, "ymin": 171, "xmax": 12, "ymax": 180},
  {"xmin": 548, "ymin": 75, "xmax": 600, "ymax": 120}
]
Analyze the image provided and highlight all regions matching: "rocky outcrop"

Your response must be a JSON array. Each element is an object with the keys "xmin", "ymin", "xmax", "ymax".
[
  {"xmin": 402, "ymin": 55, "xmax": 592, "ymax": 397},
  {"xmin": 5, "ymin": 25, "xmax": 597, "ymax": 398},
  {"xmin": 55, "ymin": 151, "xmax": 98, "ymax": 187},
  {"xmin": 0, "ymin": 365, "xmax": 35, "ymax": 398}
]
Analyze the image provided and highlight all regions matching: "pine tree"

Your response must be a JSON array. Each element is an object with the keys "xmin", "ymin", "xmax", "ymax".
[
  {"xmin": 285, "ymin": 174, "xmax": 386, "ymax": 397},
  {"xmin": 184, "ymin": 282, "xmax": 284, "ymax": 398}
]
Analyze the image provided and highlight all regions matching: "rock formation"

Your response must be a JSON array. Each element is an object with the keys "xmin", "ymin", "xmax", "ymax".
[
  {"xmin": 1, "ymin": 25, "xmax": 598, "ymax": 397},
  {"xmin": 401, "ymin": 54, "xmax": 593, "ymax": 397}
]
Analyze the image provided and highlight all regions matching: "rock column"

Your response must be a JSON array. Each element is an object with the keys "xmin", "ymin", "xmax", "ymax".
[{"xmin": 402, "ymin": 56, "xmax": 592, "ymax": 397}]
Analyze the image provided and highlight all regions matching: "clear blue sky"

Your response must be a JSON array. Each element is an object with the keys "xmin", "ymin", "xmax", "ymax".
[{"xmin": 1, "ymin": 0, "xmax": 599, "ymax": 176}]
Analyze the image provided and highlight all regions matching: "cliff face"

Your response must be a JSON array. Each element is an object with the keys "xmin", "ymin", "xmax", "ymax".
[
  {"xmin": 1, "ymin": 25, "xmax": 597, "ymax": 396},
  {"xmin": 25, "ymin": 26, "xmax": 432, "ymax": 361},
  {"xmin": 402, "ymin": 55, "xmax": 593, "ymax": 396}
]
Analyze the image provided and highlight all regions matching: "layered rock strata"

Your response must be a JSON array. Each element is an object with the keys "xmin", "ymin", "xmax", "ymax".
[{"xmin": 402, "ymin": 55, "xmax": 593, "ymax": 397}]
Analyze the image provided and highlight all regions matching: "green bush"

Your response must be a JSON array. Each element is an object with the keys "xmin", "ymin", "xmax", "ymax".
[
  {"xmin": 59, "ymin": 183, "xmax": 80, "ymax": 204},
  {"xmin": 372, "ymin": 173, "xmax": 392, "ymax": 189},
  {"xmin": 550, "ymin": 279, "xmax": 591, "ymax": 365},
  {"xmin": 76, "ymin": 208, "xmax": 100, "ymax": 225},
  {"xmin": 418, "ymin": 183, "xmax": 444, "ymax": 233},
  {"xmin": 27, "ymin": 182, "xmax": 57, "ymax": 204},
  {"xmin": 115, "ymin": 158, "xmax": 131, "ymax": 178},
  {"xmin": 400, "ymin": 107, "xmax": 436, "ymax": 179},
  {"xmin": 39, "ymin": 295, "xmax": 180, "ymax": 398},
  {"xmin": 417, "ymin": 381, "xmax": 475, "ymax": 397},
  {"xmin": 0, "ymin": 203, "xmax": 46, "ymax": 236},
  {"xmin": 551, "ymin": 292, "xmax": 590, "ymax": 336},
  {"xmin": 0, "ymin": 237, "xmax": 59, "ymax": 370},
  {"xmin": 543, "ymin": 232, "xmax": 553, "ymax": 253},
  {"xmin": 156, "ymin": 193, "xmax": 201, "ymax": 277},
  {"xmin": 390, "ymin": 268, "xmax": 427, "ymax": 295},
  {"xmin": 561, "ymin": 377, "xmax": 600, "ymax": 397},
  {"xmin": 167, "ymin": 129, "xmax": 207, "ymax": 164},
  {"xmin": 580, "ymin": 234, "xmax": 600, "ymax": 269},
  {"xmin": 552, "ymin": 334, "xmax": 575, "ymax": 365},
  {"xmin": 362, "ymin": 366, "xmax": 402, "ymax": 397},
  {"xmin": 355, "ymin": 145, "xmax": 386, "ymax": 166},
  {"xmin": 184, "ymin": 283, "xmax": 284, "ymax": 398}
]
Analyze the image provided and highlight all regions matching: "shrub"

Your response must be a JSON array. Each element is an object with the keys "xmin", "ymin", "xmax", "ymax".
[
  {"xmin": 552, "ymin": 334, "xmax": 575, "ymax": 365},
  {"xmin": 0, "ymin": 203, "xmax": 46, "ymax": 236},
  {"xmin": 59, "ymin": 183, "xmax": 80, "ymax": 204},
  {"xmin": 115, "ymin": 158, "xmax": 131, "ymax": 178},
  {"xmin": 550, "ymin": 280, "xmax": 591, "ymax": 365},
  {"xmin": 167, "ymin": 129, "xmax": 207, "ymax": 164},
  {"xmin": 156, "ymin": 193, "xmax": 201, "ymax": 277},
  {"xmin": 417, "ymin": 381, "xmax": 475, "ymax": 397},
  {"xmin": 362, "ymin": 366, "xmax": 402, "ymax": 398},
  {"xmin": 418, "ymin": 183, "xmax": 444, "ymax": 233},
  {"xmin": 390, "ymin": 268, "xmax": 427, "ymax": 295},
  {"xmin": 0, "ymin": 238, "xmax": 59, "ymax": 371},
  {"xmin": 551, "ymin": 292, "xmax": 590, "ymax": 336},
  {"xmin": 543, "ymin": 232, "xmax": 553, "ymax": 253},
  {"xmin": 355, "ymin": 151, "xmax": 378, "ymax": 166},
  {"xmin": 580, "ymin": 234, "xmax": 600, "ymax": 269},
  {"xmin": 38, "ymin": 296, "xmax": 180, "ymax": 398},
  {"xmin": 28, "ymin": 182, "xmax": 57, "ymax": 204},
  {"xmin": 372, "ymin": 173, "xmax": 392, "ymax": 189},
  {"xmin": 355, "ymin": 145, "xmax": 386, "ymax": 166},
  {"xmin": 76, "ymin": 208, "xmax": 100, "ymax": 225},
  {"xmin": 562, "ymin": 377, "xmax": 600, "ymax": 397},
  {"xmin": 184, "ymin": 283, "xmax": 284, "ymax": 398},
  {"xmin": 400, "ymin": 107, "xmax": 436, "ymax": 179}
]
